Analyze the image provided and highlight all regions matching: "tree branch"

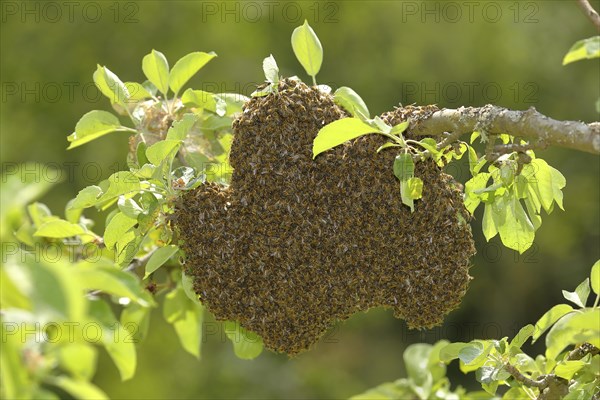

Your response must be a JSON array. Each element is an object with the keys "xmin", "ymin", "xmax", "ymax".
[
  {"xmin": 409, "ymin": 105, "xmax": 600, "ymax": 155},
  {"xmin": 577, "ymin": 0, "xmax": 600, "ymax": 31}
]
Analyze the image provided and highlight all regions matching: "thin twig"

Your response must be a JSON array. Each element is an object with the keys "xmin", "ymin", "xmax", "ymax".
[{"xmin": 577, "ymin": 0, "xmax": 600, "ymax": 31}]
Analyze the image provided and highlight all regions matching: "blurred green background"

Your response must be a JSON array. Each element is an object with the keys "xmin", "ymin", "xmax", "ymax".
[{"xmin": 1, "ymin": 0, "xmax": 599, "ymax": 398}]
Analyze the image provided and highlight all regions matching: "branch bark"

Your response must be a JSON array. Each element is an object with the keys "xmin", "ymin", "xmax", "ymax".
[
  {"xmin": 577, "ymin": 0, "xmax": 600, "ymax": 31},
  {"xmin": 408, "ymin": 105, "xmax": 600, "ymax": 155}
]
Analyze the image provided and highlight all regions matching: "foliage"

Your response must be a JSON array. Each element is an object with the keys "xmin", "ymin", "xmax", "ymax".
[
  {"xmin": 0, "ymin": 20, "xmax": 593, "ymax": 399},
  {"xmin": 351, "ymin": 261, "xmax": 600, "ymax": 399}
]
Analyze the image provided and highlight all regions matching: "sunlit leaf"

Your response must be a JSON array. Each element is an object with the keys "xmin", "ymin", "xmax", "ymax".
[
  {"xmin": 144, "ymin": 245, "xmax": 179, "ymax": 278},
  {"xmin": 67, "ymin": 110, "xmax": 132, "ymax": 149},
  {"xmin": 562, "ymin": 278, "xmax": 591, "ymax": 308},
  {"xmin": 334, "ymin": 86, "xmax": 370, "ymax": 118},
  {"xmin": 313, "ymin": 118, "xmax": 377, "ymax": 158},
  {"xmin": 169, "ymin": 51, "xmax": 216, "ymax": 95},
  {"xmin": 563, "ymin": 36, "xmax": 600, "ymax": 65},
  {"xmin": 142, "ymin": 50, "xmax": 169, "ymax": 94},
  {"xmin": 224, "ymin": 321, "xmax": 263, "ymax": 360},
  {"xmin": 291, "ymin": 20, "xmax": 323, "ymax": 82}
]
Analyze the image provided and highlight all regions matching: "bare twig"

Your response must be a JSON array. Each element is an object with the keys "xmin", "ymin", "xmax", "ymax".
[
  {"xmin": 577, "ymin": 0, "xmax": 600, "ymax": 31},
  {"xmin": 409, "ymin": 105, "xmax": 600, "ymax": 155}
]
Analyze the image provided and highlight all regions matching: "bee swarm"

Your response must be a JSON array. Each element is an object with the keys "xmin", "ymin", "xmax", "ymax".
[{"xmin": 174, "ymin": 79, "xmax": 476, "ymax": 355}]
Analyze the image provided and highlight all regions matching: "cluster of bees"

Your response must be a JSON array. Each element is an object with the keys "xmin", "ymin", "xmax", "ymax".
[{"xmin": 175, "ymin": 79, "xmax": 476, "ymax": 355}]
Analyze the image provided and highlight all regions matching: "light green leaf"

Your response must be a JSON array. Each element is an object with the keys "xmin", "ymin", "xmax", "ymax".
[
  {"xmin": 214, "ymin": 93, "xmax": 249, "ymax": 115},
  {"xmin": 144, "ymin": 245, "xmax": 179, "ymax": 278},
  {"xmin": 591, "ymin": 260, "xmax": 600, "ymax": 295},
  {"xmin": 532, "ymin": 304, "xmax": 574, "ymax": 342},
  {"xmin": 146, "ymin": 140, "xmax": 182, "ymax": 166},
  {"xmin": 555, "ymin": 360, "xmax": 586, "ymax": 380},
  {"xmin": 58, "ymin": 344, "xmax": 97, "ymax": 380},
  {"xmin": 169, "ymin": 51, "xmax": 216, "ymax": 95},
  {"xmin": 458, "ymin": 342, "xmax": 485, "ymax": 364},
  {"xmin": 562, "ymin": 278, "xmax": 591, "ymax": 308},
  {"xmin": 224, "ymin": 321, "xmax": 263, "ymax": 360},
  {"xmin": 464, "ymin": 173, "xmax": 491, "ymax": 214},
  {"xmin": 492, "ymin": 193, "xmax": 534, "ymax": 253},
  {"xmin": 103, "ymin": 212, "xmax": 137, "ymax": 250},
  {"xmin": 262, "ymin": 54, "xmax": 279, "ymax": 84},
  {"xmin": 120, "ymin": 303, "xmax": 151, "ymax": 342},
  {"xmin": 291, "ymin": 20, "xmax": 323, "ymax": 82},
  {"xmin": 563, "ymin": 36, "xmax": 600, "ymax": 65},
  {"xmin": 67, "ymin": 110, "xmax": 132, "ymax": 149},
  {"xmin": 482, "ymin": 202, "xmax": 498, "ymax": 241},
  {"xmin": 88, "ymin": 300, "xmax": 137, "ymax": 381},
  {"xmin": 510, "ymin": 324, "xmax": 535, "ymax": 349},
  {"xmin": 549, "ymin": 166, "xmax": 566, "ymax": 210},
  {"xmin": 313, "ymin": 118, "xmax": 377, "ymax": 158},
  {"xmin": 75, "ymin": 264, "xmax": 154, "ymax": 307},
  {"xmin": 166, "ymin": 113, "xmax": 198, "ymax": 140},
  {"xmin": 46, "ymin": 376, "xmax": 108, "ymax": 400},
  {"xmin": 376, "ymin": 142, "xmax": 401, "ymax": 153},
  {"xmin": 181, "ymin": 89, "xmax": 223, "ymax": 114},
  {"xmin": 334, "ymin": 87, "xmax": 370, "ymax": 118},
  {"xmin": 163, "ymin": 286, "xmax": 203, "ymax": 358},
  {"xmin": 69, "ymin": 186, "xmax": 103, "ymax": 210},
  {"xmin": 400, "ymin": 177, "xmax": 423, "ymax": 213},
  {"xmin": 546, "ymin": 309, "xmax": 600, "ymax": 360},
  {"xmin": 403, "ymin": 344, "xmax": 433, "ymax": 391},
  {"xmin": 390, "ymin": 121, "xmax": 410, "ymax": 136},
  {"xmin": 34, "ymin": 219, "xmax": 88, "ymax": 238},
  {"xmin": 182, "ymin": 271, "xmax": 200, "ymax": 304},
  {"xmin": 97, "ymin": 171, "xmax": 140, "ymax": 206},
  {"xmin": 439, "ymin": 342, "xmax": 470, "ymax": 362},
  {"xmin": 93, "ymin": 65, "xmax": 129, "ymax": 106},
  {"xmin": 0, "ymin": 329, "xmax": 30, "ymax": 399},
  {"xmin": 142, "ymin": 50, "xmax": 170, "ymax": 94},
  {"xmin": 124, "ymin": 82, "xmax": 152, "ymax": 101},
  {"xmin": 117, "ymin": 197, "xmax": 143, "ymax": 219},
  {"xmin": 529, "ymin": 159, "xmax": 555, "ymax": 212},
  {"xmin": 393, "ymin": 153, "xmax": 414, "ymax": 181}
]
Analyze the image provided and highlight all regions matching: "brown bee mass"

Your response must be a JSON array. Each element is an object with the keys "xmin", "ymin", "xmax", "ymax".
[{"xmin": 174, "ymin": 79, "xmax": 476, "ymax": 355}]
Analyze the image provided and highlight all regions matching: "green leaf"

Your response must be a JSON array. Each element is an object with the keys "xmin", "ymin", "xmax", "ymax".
[
  {"xmin": 334, "ymin": 87, "xmax": 370, "ymax": 118},
  {"xmin": 120, "ymin": 303, "xmax": 151, "ymax": 342},
  {"xmin": 97, "ymin": 172, "xmax": 140, "ymax": 205},
  {"xmin": 146, "ymin": 140, "xmax": 182, "ymax": 166},
  {"xmin": 555, "ymin": 360, "xmax": 586, "ymax": 380},
  {"xmin": 510, "ymin": 324, "xmax": 535, "ymax": 349},
  {"xmin": 181, "ymin": 89, "xmax": 225, "ymax": 115},
  {"xmin": 482, "ymin": 202, "xmax": 498, "ymax": 241},
  {"xmin": 67, "ymin": 110, "xmax": 131, "ymax": 149},
  {"xmin": 88, "ymin": 299, "xmax": 137, "ymax": 381},
  {"xmin": 182, "ymin": 271, "xmax": 200, "ymax": 304},
  {"xmin": 75, "ymin": 264, "xmax": 154, "ymax": 307},
  {"xmin": 562, "ymin": 278, "xmax": 591, "ymax": 308},
  {"xmin": 69, "ymin": 186, "xmax": 103, "ymax": 210},
  {"xmin": 103, "ymin": 212, "xmax": 137, "ymax": 250},
  {"xmin": 313, "ymin": 118, "xmax": 377, "ymax": 158},
  {"xmin": 439, "ymin": 342, "xmax": 470, "ymax": 362},
  {"xmin": 563, "ymin": 36, "xmax": 600, "ymax": 65},
  {"xmin": 4, "ymin": 252, "xmax": 86, "ymax": 322},
  {"xmin": 169, "ymin": 51, "xmax": 216, "ymax": 95},
  {"xmin": 291, "ymin": 20, "xmax": 323, "ymax": 82},
  {"xmin": 58, "ymin": 344, "xmax": 97, "ymax": 380},
  {"xmin": 124, "ymin": 82, "xmax": 152, "ymax": 101},
  {"xmin": 400, "ymin": 177, "xmax": 423, "ymax": 212},
  {"xmin": 390, "ymin": 121, "xmax": 410, "ymax": 136},
  {"xmin": 464, "ymin": 173, "xmax": 491, "ymax": 214},
  {"xmin": 144, "ymin": 245, "xmax": 179, "ymax": 278},
  {"xmin": 546, "ymin": 309, "xmax": 600, "ymax": 360},
  {"xmin": 224, "ymin": 321, "xmax": 263, "ymax": 360},
  {"xmin": 532, "ymin": 304, "xmax": 574, "ymax": 342},
  {"xmin": 34, "ymin": 219, "xmax": 88, "ymax": 238},
  {"xmin": 117, "ymin": 197, "xmax": 143, "ymax": 219},
  {"xmin": 163, "ymin": 286, "xmax": 203, "ymax": 358},
  {"xmin": 262, "ymin": 54, "xmax": 279, "ymax": 84},
  {"xmin": 376, "ymin": 142, "xmax": 401, "ymax": 153},
  {"xmin": 459, "ymin": 342, "xmax": 485, "ymax": 364},
  {"xmin": 142, "ymin": 50, "xmax": 170, "ymax": 95},
  {"xmin": 0, "ymin": 329, "xmax": 30, "ymax": 399},
  {"xmin": 46, "ymin": 376, "xmax": 108, "ymax": 400},
  {"xmin": 93, "ymin": 65, "xmax": 129, "ymax": 106},
  {"xmin": 492, "ymin": 193, "xmax": 535, "ymax": 253},
  {"xmin": 393, "ymin": 153, "xmax": 415, "ymax": 181},
  {"xmin": 403, "ymin": 344, "xmax": 433, "ymax": 391},
  {"xmin": 166, "ymin": 113, "xmax": 198, "ymax": 140},
  {"xmin": 591, "ymin": 260, "xmax": 600, "ymax": 295}
]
